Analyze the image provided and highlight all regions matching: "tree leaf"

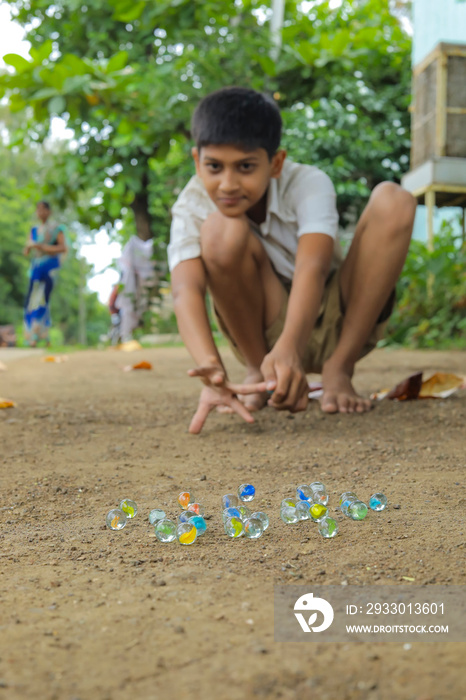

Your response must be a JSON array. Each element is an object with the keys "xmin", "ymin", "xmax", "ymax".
[
  {"xmin": 107, "ymin": 51, "xmax": 129, "ymax": 73},
  {"xmin": 48, "ymin": 95, "xmax": 66, "ymax": 115},
  {"xmin": 3, "ymin": 54, "xmax": 31, "ymax": 73}
]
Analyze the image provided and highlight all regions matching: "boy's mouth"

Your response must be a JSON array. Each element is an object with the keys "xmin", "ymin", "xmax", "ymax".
[{"xmin": 218, "ymin": 196, "xmax": 243, "ymax": 206}]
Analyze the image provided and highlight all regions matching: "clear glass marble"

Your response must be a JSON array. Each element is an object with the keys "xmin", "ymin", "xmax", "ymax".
[
  {"xmin": 119, "ymin": 499, "xmax": 137, "ymax": 518},
  {"xmin": 348, "ymin": 500, "xmax": 368, "ymax": 521},
  {"xmin": 190, "ymin": 515, "xmax": 207, "ymax": 535},
  {"xmin": 106, "ymin": 508, "xmax": 127, "ymax": 530},
  {"xmin": 222, "ymin": 494, "xmax": 239, "ymax": 509},
  {"xmin": 309, "ymin": 503, "xmax": 328, "ymax": 522},
  {"xmin": 318, "ymin": 516, "xmax": 339, "ymax": 538},
  {"xmin": 251, "ymin": 511, "xmax": 269, "ymax": 530},
  {"xmin": 296, "ymin": 500, "xmax": 311, "ymax": 520},
  {"xmin": 369, "ymin": 493, "xmax": 388, "ymax": 511},
  {"xmin": 310, "ymin": 482, "xmax": 328, "ymax": 506},
  {"xmin": 243, "ymin": 517, "xmax": 264, "ymax": 539},
  {"xmin": 238, "ymin": 484, "xmax": 255, "ymax": 502},
  {"xmin": 178, "ymin": 492, "xmax": 193, "ymax": 509},
  {"xmin": 296, "ymin": 485, "xmax": 314, "ymax": 502},
  {"xmin": 176, "ymin": 522, "xmax": 197, "ymax": 545},
  {"xmin": 148, "ymin": 508, "xmax": 166, "ymax": 525},
  {"xmin": 280, "ymin": 506, "xmax": 299, "ymax": 524},
  {"xmin": 155, "ymin": 518, "xmax": 177, "ymax": 543},
  {"xmin": 224, "ymin": 516, "xmax": 244, "ymax": 538}
]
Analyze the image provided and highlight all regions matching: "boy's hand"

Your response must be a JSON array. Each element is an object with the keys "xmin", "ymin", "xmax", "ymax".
[
  {"xmin": 187, "ymin": 363, "xmax": 267, "ymax": 434},
  {"xmin": 260, "ymin": 346, "xmax": 308, "ymax": 413}
]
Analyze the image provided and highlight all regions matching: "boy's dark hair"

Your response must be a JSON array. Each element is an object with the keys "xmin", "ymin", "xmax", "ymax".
[
  {"xmin": 191, "ymin": 87, "xmax": 282, "ymax": 159},
  {"xmin": 37, "ymin": 200, "xmax": 51, "ymax": 210}
]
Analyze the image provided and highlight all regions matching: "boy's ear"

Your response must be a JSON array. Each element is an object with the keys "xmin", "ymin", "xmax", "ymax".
[
  {"xmin": 192, "ymin": 147, "xmax": 201, "ymax": 175},
  {"xmin": 270, "ymin": 149, "xmax": 287, "ymax": 178}
]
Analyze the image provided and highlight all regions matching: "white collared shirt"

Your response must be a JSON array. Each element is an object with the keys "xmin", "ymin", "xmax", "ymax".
[{"xmin": 168, "ymin": 159, "xmax": 341, "ymax": 280}]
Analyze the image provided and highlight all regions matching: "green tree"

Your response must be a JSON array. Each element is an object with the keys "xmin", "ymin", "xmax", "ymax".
[{"xmin": 1, "ymin": 0, "xmax": 412, "ymax": 250}]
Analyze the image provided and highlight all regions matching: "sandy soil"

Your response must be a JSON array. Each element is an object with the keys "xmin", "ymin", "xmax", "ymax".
[{"xmin": 0, "ymin": 346, "xmax": 465, "ymax": 700}]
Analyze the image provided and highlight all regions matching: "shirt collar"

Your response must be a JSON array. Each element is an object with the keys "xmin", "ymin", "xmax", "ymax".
[{"xmin": 259, "ymin": 170, "xmax": 296, "ymax": 236}]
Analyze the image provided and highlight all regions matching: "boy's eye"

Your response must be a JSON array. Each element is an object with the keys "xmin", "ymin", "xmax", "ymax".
[
  {"xmin": 240, "ymin": 163, "xmax": 255, "ymax": 172},
  {"xmin": 206, "ymin": 163, "xmax": 221, "ymax": 172}
]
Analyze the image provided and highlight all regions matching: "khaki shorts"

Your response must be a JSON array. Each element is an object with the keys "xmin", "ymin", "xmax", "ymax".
[{"xmin": 214, "ymin": 266, "xmax": 394, "ymax": 374}]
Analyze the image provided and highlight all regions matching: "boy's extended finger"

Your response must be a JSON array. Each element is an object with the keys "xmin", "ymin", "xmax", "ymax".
[
  {"xmin": 188, "ymin": 401, "xmax": 212, "ymax": 434},
  {"xmin": 227, "ymin": 381, "xmax": 268, "ymax": 395},
  {"xmin": 230, "ymin": 397, "xmax": 255, "ymax": 424}
]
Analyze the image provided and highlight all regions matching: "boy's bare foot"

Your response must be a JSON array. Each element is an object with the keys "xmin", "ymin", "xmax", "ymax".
[
  {"xmin": 239, "ymin": 368, "xmax": 269, "ymax": 412},
  {"xmin": 321, "ymin": 363, "xmax": 372, "ymax": 414}
]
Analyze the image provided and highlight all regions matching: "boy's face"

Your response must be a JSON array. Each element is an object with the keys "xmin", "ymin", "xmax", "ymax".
[{"xmin": 192, "ymin": 145, "xmax": 286, "ymax": 218}]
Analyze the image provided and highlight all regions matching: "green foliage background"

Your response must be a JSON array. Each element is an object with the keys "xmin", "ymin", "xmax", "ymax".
[
  {"xmin": 385, "ymin": 223, "xmax": 466, "ymax": 349},
  {"xmin": 1, "ymin": 0, "xmax": 464, "ymax": 348}
]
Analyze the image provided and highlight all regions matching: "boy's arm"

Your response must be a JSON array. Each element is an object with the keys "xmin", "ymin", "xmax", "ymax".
[
  {"xmin": 171, "ymin": 257, "xmax": 223, "ymax": 373},
  {"xmin": 171, "ymin": 258, "xmax": 268, "ymax": 433},
  {"xmin": 261, "ymin": 233, "xmax": 334, "ymax": 410}
]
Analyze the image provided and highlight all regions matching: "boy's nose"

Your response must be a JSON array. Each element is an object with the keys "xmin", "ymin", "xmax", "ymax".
[{"xmin": 219, "ymin": 169, "xmax": 240, "ymax": 193}]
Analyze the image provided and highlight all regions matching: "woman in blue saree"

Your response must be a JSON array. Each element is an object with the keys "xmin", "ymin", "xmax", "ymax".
[{"xmin": 23, "ymin": 201, "xmax": 67, "ymax": 346}]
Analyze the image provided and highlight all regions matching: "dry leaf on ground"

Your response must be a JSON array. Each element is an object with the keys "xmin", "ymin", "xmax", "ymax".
[
  {"xmin": 0, "ymin": 398, "xmax": 15, "ymax": 409},
  {"xmin": 371, "ymin": 371, "xmax": 465, "ymax": 401},
  {"xmin": 41, "ymin": 355, "xmax": 69, "ymax": 363},
  {"xmin": 133, "ymin": 361, "xmax": 152, "ymax": 370},
  {"xmin": 419, "ymin": 372, "xmax": 465, "ymax": 399}
]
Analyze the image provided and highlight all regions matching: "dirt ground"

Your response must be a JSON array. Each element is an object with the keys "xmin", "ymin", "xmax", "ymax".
[{"xmin": 0, "ymin": 346, "xmax": 465, "ymax": 700}]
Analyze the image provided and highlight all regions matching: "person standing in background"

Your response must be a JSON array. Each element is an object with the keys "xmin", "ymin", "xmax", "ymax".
[{"xmin": 23, "ymin": 201, "xmax": 67, "ymax": 347}]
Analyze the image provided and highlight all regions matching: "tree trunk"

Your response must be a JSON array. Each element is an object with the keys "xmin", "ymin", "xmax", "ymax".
[{"xmin": 130, "ymin": 176, "xmax": 153, "ymax": 241}]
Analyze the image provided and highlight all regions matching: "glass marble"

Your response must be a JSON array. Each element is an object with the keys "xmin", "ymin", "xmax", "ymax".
[
  {"xmin": 309, "ymin": 503, "xmax": 328, "ymax": 522},
  {"xmin": 190, "ymin": 515, "xmax": 207, "ymax": 535},
  {"xmin": 238, "ymin": 484, "xmax": 255, "ymax": 502},
  {"xmin": 318, "ymin": 516, "xmax": 339, "ymax": 539},
  {"xmin": 148, "ymin": 508, "xmax": 166, "ymax": 525},
  {"xmin": 176, "ymin": 522, "xmax": 198, "ymax": 545},
  {"xmin": 178, "ymin": 511, "xmax": 196, "ymax": 524},
  {"xmin": 369, "ymin": 493, "xmax": 388, "ymax": 511},
  {"xmin": 187, "ymin": 502, "xmax": 205, "ymax": 516},
  {"xmin": 155, "ymin": 518, "xmax": 177, "ymax": 543},
  {"xmin": 251, "ymin": 511, "xmax": 269, "ymax": 530},
  {"xmin": 106, "ymin": 508, "xmax": 127, "ymax": 531},
  {"xmin": 243, "ymin": 517, "xmax": 264, "ymax": 539},
  {"xmin": 348, "ymin": 500, "xmax": 368, "ymax": 521},
  {"xmin": 119, "ymin": 499, "xmax": 137, "ymax": 518},
  {"xmin": 339, "ymin": 491, "xmax": 358, "ymax": 507},
  {"xmin": 222, "ymin": 507, "xmax": 242, "ymax": 523},
  {"xmin": 281, "ymin": 498, "xmax": 296, "ymax": 509},
  {"xmin": 178, "ymin": 491, "xmax": 193, "ymax": 509},
  {"xmin": 222, "ymin": 493, "xmax": 239, "ymax": 509},
  {"xmin": 296, "ymin": 500, "xmax": 311, "ymax": 520},
  {"xmin": 339, "ymin": 492, "xmax": 358, "ymax": 515},
  {"xmin": 310, "ymin": 482, "xmax": 329, "ymax": 506},
  {"xmin": 238, "ymin": 505, "xmax": 252, "ymax": 520},
  {"xmin": 224, "ymin": 516, "xmax": 244, "ymax": 538},
  {"xmin": 296, "ymin": 484, "xmax": 314, "ymax": 502},
  {"xmin": 280, "ymin": 506, "xmax": 299, "ymax": 524}
]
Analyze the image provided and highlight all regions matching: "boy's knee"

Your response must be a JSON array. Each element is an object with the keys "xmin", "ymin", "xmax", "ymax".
[
  {"xmin": 200, "ymin": 212, "xmax": 251, "ymax": 271},
  {"xmin": 370, "ymin": 182, "xmax": 417, "ymax": 229}
]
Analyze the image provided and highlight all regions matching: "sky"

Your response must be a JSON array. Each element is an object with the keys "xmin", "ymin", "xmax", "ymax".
[{"xmin": 0, "ymin": 3, "xmax": 121, "ymax": 303}]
